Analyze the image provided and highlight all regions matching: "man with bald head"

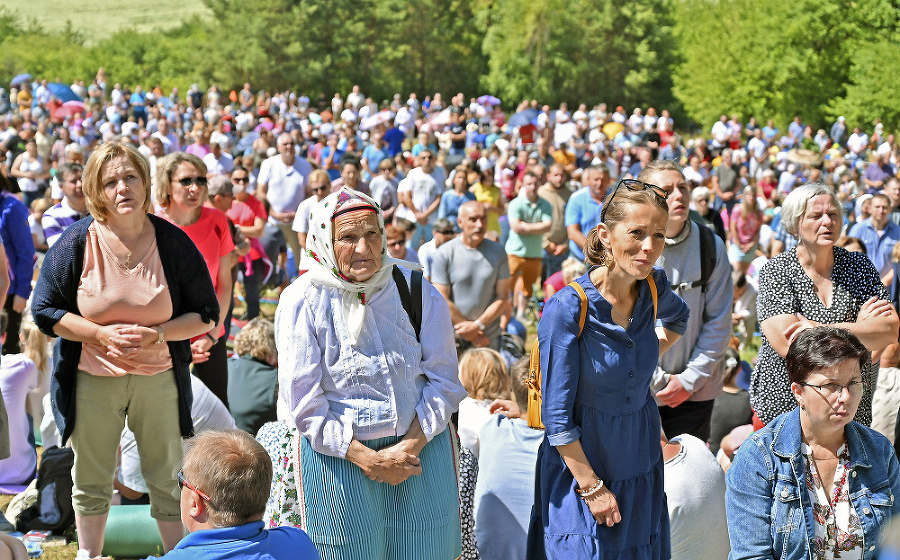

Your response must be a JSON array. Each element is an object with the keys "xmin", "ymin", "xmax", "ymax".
[
  {"xmin": 432, "ymin": 201, "xmax": 510, "ymax": 350},
  {"xmin": 257, "ymin": 132, "xmax": 312, "ymax": 269}
]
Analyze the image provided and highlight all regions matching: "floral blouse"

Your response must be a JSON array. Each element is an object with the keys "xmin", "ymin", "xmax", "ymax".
[{"xmin": 803, "ymin": 442, "xmax": 863, "ymax": 560}]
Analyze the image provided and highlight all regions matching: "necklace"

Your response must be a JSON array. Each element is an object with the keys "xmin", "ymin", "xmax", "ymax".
[
  {"xmin": 611, "ymin": 307, "xmax": 632, "ymax": 325},
  {"xmin": 96, "ymin": 221, "xmax": 146, "ymax": 271}
]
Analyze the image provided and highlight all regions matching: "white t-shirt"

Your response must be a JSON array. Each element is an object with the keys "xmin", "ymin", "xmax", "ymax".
[
  {"xmin": 396, "ymin": 167, "xmax": 442, "ymax": 224},
  {"xmin": 664, "ymin": 434, "xmax": 731, "ymax": 560},
  {"xmin": 203, "ymin": 152, "xmax": 234, "ymax": 176},
  {"xmin": 258, "ymin": 155, "xmax": 312, "ymax": 215}
]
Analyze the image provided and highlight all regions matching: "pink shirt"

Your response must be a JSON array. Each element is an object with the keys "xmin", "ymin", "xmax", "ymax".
[{"xmin": 77, "ymin": 223, "xmax": 173, "ymax": 376}]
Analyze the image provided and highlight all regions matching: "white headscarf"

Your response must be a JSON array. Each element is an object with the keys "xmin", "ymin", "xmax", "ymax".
[{"xmin": 297, "ymin": 187, "xmax": 420, "ymax": 345}]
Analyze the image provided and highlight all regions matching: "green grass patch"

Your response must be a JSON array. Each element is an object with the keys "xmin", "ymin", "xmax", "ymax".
[{"xmin": 4, "ymin": 0, "xmax": 212, "ymax": 44}]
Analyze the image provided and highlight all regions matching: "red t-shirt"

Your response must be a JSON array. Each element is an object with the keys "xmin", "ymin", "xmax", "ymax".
[
  {"xmin": 157, "ymin": 206, "xmax": 235, "ymax": 337},
  {"xmin": 227, "ymin": 200, "xmax": 266, "ymax": 261}
]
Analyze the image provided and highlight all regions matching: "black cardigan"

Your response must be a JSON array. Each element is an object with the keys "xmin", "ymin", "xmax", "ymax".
[{"xmin": 31, "ymin": 214, "xmax": 220, "ymax": 444}]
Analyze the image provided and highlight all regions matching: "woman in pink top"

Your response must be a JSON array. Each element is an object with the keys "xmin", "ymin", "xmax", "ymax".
[
  {"xmin": 728, "ymin": 186, "xmax": 763, "ymax": 274},
  {"xmin": 155, "ymin": 152, "xmax": 235, "ymax": 407},
  {"xmin": 31, "ymin": 142, "xmax": 219, "ymax": 557}
]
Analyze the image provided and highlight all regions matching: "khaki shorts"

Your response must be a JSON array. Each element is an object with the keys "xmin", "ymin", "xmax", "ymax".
[{"xmin": 508, "ymin": 255, "xmax": 542, "ymax": 297}]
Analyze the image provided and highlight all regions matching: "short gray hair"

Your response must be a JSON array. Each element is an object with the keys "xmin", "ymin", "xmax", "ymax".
[{"xmin": 780, "ymin": 182, "xmax": 842, "ymax": 237}]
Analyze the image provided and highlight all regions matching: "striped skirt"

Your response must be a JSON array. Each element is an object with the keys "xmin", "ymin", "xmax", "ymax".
[{"xmin": 260, "ymin": 423, "xmax": 462, "ymax": 560}]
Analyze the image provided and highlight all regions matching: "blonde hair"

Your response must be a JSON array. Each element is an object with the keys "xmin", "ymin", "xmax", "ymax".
[
  {"xmin": 307, "ymin": 169, "xmax": 330, "ymax": 189},
  {"xmin": 233, "ymin": 318, "xmax": 276, "ymax": 363},
  {"xmin": 458, "ymin": 348, "xmax": 510, "ymax": 400},
  {"xmin": 82, "ymin": 141, "xmax": 152, "ymax": 221}
]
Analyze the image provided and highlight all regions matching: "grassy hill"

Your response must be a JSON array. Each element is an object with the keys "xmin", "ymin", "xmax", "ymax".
[{"xmin": 4, "ymin": 0, "xmax": 212, "ymax": 43}]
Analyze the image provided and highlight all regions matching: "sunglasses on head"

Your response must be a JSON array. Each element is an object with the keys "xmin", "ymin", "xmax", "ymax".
[
  {"xmin": 177, "ymin": 176, "xmax": 208, "ymax": 188},
  {"xmin": 600, "ymin": 179, "xmax": 668, "ymax": 222}
]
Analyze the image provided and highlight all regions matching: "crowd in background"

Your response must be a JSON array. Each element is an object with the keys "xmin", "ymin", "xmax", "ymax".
[{"xmin": 3, "ymin": 70, "xmax": 900, "ymax": 560}]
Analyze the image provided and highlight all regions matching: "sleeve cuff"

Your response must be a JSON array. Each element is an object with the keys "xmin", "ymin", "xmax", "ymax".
[
  {"xmin": 547, "ymin": 426, "xmax": 582, "ymax": 447},
  {"xmin": 660, "ymin": 318, "xmax": 688, "ymax": 335}
]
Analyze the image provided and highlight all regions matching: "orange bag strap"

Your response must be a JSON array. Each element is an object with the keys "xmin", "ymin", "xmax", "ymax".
[{"xmin": 646, "ymin": 274, "xmax": 657, "ymax": 322}]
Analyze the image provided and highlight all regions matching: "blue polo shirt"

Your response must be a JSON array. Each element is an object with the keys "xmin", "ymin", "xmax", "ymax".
[
  {"xmin": 564, "ymin": 188, "xmax": 603, "ymax": 260},
  {"xmin": 151, "ymin": 521, "xmax": 319, "ymax": 560},
  {"xmin": 848, "ymin": 217, "xmax": 900, "ymax": 277}
]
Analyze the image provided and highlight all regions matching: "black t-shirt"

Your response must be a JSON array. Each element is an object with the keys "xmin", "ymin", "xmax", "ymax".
[{"xmin": 449, "ymin": 123, "xmax": 466, "ymax": 150}]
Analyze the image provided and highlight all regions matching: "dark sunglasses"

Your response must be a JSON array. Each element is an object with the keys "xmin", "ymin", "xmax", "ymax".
[
  {"xmin": 311, "ymin": 185, "xmax": 330, "ymax": 192},
  {"xmin": 177, "ymin": 176, "xmax": 208, "ymax": 188},
  {"xmin": 436, "ymin": 230, "xmax": 456, "ymax": 235},
  {"xmin": 231, "ymin": 176, "xmax": 249, "ymax": 183},
  {"xmin": 388, "ymin": 239, "xmax": 405, "ymax": 247},
  {"xmin": 600, "ymin": 179, "xmax": 668, "ymax": 222},
  {"xmin": 177, "ymin": 470, "xmax": 211, "ymax": 502}
]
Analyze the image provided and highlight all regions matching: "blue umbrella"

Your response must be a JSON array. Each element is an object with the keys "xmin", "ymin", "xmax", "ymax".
[
  {"xmin": 507, "ymin": 108, "xmax": 539, "ymax": 128},
  {"xmin": 47, "ymin": 82, "xmax": 81, "ymax": 103},
  {"xmin": 10, "ymin": 73, "xmax": 32, "ymax": 88}
]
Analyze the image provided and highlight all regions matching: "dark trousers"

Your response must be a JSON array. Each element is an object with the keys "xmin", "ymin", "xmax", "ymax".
[
  {"xmin": 3, "ymin": 297, "xmax": 22, "ymax": 355},
  {"xmin": 659, "ymin": 399, "xmax": 716, "ymax": 442},
  {"xmin": 239, "ymin": 259, "xmax": 267, "ymax": 320},
  {"xmin": 192, "ymin": 333, "xmax": 229, "ymax": 409}
]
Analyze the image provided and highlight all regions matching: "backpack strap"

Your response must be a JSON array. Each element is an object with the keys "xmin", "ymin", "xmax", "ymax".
[
  {"xmin": 567, "ymin": 281, "xmax": 588, "ymax": 336},
  {"xmin": 645, "ymin": 273, "xmax": 658, "ymax": 322},
  {"xmin": 697, "ymin": 222, "xmax": 716, "ymax": 294},
  {"xmin": 393, "ymin": 265, "xmax": 423, "ymax": 341}
]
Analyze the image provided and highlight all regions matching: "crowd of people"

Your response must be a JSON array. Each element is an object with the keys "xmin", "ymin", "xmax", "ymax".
[{"xmin": 1, "ymin": 72, "xmax": 900, "ymax": 560}]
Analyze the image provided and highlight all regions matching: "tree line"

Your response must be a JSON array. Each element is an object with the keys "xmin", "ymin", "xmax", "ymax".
[{"xmin": 1, "ymin": 0, "xmax": 899, "ymax": 131}]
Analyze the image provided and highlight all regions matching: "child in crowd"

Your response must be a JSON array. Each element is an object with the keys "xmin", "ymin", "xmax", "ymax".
[
  {"xmin": 19, "ymin": 312, "xmax": 50, "ymax": 436},
  {"xmin": 708, "ymin": 347, "xmax": 752, "ymax": 457},
  {"xmin": 457, "ymin": 348, "xmax": 510, "ymax": 457},
  {"xmin": 473, "ymin": 357, "xmax": 543, "ymax": 560}
]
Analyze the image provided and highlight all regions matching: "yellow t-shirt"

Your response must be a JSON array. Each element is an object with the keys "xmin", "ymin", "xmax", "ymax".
[{"xmin": 470, "ymin": 182, "xmax": 503, "ymax": 234}]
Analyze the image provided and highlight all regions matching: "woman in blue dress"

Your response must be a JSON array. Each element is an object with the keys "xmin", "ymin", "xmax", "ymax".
[{"xmin": 528, "ymin": 179, "xmax": 690, "ymax": 560}]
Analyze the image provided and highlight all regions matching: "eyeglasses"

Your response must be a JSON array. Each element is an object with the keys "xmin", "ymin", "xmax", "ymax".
[
  {"xmin": 388, "ymin": 239, "xmax": 405, "ymax": 247},
  {"xmin": 311, "ymin": 185, "xmax": 330, "ymax": 193},
  {"xmin": 177, "ymin": 176, "xmax": 208, "ymax": 188},
  {"xmin": 436, "ymin": 230, "xmax": 456, "ymax": 235},
  {"xmin": 177, "ymin": 470, "xmax": 211, "ymax": 502},
  {"xmin": 600, "ymin": 179, "xmax": 669, "ymax": 222},
  {"xmin": 232, "ymin": 176, "xmax": 249, "ymax": 183},
  {"xmin": 798, "ymin": 380, "xmax": 868, "ymax": 398}
]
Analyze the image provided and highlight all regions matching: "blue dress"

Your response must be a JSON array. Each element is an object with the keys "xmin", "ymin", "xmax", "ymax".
[{"xmin": 527, "ymin": 267, "xmax": 689, "ymax": 560}]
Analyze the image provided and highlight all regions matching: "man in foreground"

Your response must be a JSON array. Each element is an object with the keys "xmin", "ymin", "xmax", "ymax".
[{"xmin": 153, "ymin": 430, "xmax": 319, "ymax": 560}]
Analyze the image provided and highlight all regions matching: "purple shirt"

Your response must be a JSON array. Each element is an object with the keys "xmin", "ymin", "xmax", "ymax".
[{"xmin": 41, "ymin": 198, "xmax": 86, "ymax": 247}]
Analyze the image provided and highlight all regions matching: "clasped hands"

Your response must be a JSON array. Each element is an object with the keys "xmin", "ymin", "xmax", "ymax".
[
  {"xmin": 358, "ymin": 439, "xmax": 422, "ymax": 485},
  {"xmin": 97, "ymin": 324, "xmax": 159, "ymax": 358},
  {"xmin": 455, "ymin": 321, "xmax": 490, "ymax": 347}
]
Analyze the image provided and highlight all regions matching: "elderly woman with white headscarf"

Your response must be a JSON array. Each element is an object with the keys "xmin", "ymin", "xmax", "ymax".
[{"xmin": 275, "ymin": 187, "xmax": 466, "ymax": 560}]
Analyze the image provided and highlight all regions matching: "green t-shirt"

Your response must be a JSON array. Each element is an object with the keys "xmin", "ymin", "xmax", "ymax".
[{"xmin": 505, "ymin": 195, "xmax": 552, "ymax": 258}]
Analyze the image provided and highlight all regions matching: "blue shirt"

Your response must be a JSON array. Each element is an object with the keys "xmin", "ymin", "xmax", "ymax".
[
  {"xmin": 564, "ymin": 189, "xmax": 602, "ymax": 260},
  {"xmin": 848, "ymin": 218, "xmax": 900, "ymax": 277},
  {"xmin": 152, "ymin": 521, "xmax": 319, "ymax": 560},
  {"xmin": 362, "ymin": 144, "xmax": 389, "ymax": 177},
  {"xmin": 437, "ymin": 190, "xmax": 476, "ymax": 229}
]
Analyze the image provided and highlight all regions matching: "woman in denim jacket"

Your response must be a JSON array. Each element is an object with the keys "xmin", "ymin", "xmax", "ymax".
[{"xmin": 726, "ymin": 326, "xmax": 900, "ymax": 560}]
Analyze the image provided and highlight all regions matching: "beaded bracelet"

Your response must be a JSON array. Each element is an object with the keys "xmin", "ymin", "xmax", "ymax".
[{"xmin": 575, "ymin": 478, "xmax": 604, "ymax": 499}]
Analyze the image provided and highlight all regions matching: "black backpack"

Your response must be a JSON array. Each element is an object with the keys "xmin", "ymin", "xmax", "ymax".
[{"xmin": 15, "ymin": 446, "xmax": 75, "ymax": 533}]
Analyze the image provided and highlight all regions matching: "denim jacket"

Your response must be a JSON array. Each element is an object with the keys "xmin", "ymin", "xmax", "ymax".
[{"xmin": 726, "ymin": 409, "xmax": 900, "ymax": 560}]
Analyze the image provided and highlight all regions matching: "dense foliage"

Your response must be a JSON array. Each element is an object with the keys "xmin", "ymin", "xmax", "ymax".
[{"xmin": 2, "ymin": 0, "xmax": 899, "ymax": 130}]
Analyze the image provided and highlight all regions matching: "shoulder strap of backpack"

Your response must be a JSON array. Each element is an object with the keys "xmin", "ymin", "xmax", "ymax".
[
  {"xmin": 645, "ymin": 274, "xmax": 658, "ymax": 322},
  {"xmin": 567, "ymin": 281, "xmax": 588, "ymax": 337},
  {"xmin": 393, "ymin": 265, "xmax": 423, "ymax": 342},
  {"xmin": 697, "ymin": 221, "xmax": 715, "ymax": 293}
]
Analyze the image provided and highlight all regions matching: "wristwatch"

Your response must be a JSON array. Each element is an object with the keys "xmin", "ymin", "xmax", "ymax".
[
  {"xmin": 152, "ymin": 326, "xmax": 165, "ymax": 345},
  {"xmin": 475, "ymin": 319, "xmax": 486, "ymax": 331}
]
